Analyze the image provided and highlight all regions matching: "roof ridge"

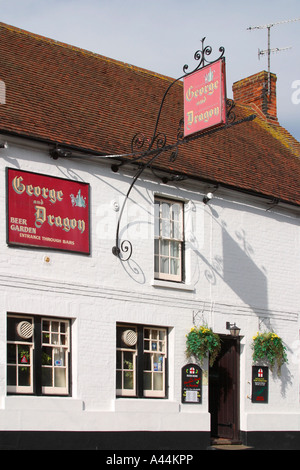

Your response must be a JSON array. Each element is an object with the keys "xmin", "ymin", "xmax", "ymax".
[{"xmin": 0, "ymin": 21, "xmax": 176, "ymax": 84}]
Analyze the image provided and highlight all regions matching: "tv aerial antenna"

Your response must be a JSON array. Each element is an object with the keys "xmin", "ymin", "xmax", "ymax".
[{"xmin": 247, "ymin": 17, "xmax": 300, "ymax": 95}]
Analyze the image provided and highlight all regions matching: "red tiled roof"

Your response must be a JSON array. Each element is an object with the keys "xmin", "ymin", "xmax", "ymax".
[{"xmin": 1, "ymin": 22, "xmax": 300, "ymax": 206}]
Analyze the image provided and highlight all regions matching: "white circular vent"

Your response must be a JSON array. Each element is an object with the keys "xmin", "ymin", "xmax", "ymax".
[
  {"xmin": 17, "ymin": 321, "xmax": 33, "ymax": 339},
  {"xmin": 122, "ymin": 329, "xmax": 137, "ymax": 346}
]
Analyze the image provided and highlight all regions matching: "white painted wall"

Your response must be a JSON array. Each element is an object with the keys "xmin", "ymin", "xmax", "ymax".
[{"xmin": 0, "ymin": 135, "xmax": 299, "ymax": 435}]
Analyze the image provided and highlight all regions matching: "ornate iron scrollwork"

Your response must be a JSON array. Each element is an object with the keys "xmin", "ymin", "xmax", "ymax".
[{"xmin": 183, "ymin": 37, "xmax": 225, "ymax": 75}]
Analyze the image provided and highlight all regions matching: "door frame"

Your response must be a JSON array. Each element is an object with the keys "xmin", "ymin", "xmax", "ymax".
[{"xmin": 209, "ymin": 334, "xmax": 240, "ymax": 442}]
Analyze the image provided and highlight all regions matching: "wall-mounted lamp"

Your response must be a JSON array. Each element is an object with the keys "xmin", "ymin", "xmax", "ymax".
[
  {"xmin": 0, "ymin": 142, "xmax": 8, "ymax": 149},
  {"xmin": 226, "ymin": 322, "xmax": 241, "ymax": 337},
  {"xmin": 203, "ymin": 192, "xmax": 213, "ymax": 204}
]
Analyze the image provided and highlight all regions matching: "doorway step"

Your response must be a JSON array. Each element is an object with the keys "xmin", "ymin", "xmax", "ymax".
[{"xmin": 208, "ymin": 438, "xmax": 254, "ymax": 450}]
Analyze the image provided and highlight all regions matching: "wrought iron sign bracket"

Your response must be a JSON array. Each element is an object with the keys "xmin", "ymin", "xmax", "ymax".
[{"xmin": 112, "ymin": 38, "xmax": 256, "ymax": 261}]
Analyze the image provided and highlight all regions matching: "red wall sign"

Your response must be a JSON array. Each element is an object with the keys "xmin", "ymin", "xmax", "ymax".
[
  {"xmin": 183, "ymin": 59, "xmax": 227, "ymax": 137},
  {"xmin": 7, "ymin": 168, "xmax": 90, "ymax": 254}
]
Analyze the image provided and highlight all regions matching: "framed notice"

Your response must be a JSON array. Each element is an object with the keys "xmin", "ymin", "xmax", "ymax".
[
  {"xmin": 7, "ymin": 168, "xmax": 90, "ymax": 254},
  {"xmin": 181, "ymin": 363, "xmax": 202, "ymax": 404},
  {"xmin": 183, "ymin": 58, "xmax": 227, "ymax": 137},
  {"xmin": 252, "ymin": 366, "xmax": 269, "ymax": 403}
]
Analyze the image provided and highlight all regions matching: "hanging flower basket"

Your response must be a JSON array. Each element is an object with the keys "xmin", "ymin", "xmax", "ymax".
[
  {"xmin": 252, "ymin": 331, "xmax": 288, "ymax": 375},
  {"xmin": 185, "ymin": 326, "xmax": 221, "ymax": 366}
]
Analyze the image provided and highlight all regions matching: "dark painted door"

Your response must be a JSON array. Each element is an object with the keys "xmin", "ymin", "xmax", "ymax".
[{"xmin": 209, "ymin": 335, "xmax": 240, "ymax": 441}]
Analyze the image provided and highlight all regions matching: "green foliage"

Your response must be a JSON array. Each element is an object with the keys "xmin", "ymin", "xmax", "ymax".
[
  {"xmin": 186, "ymin": 326, "xmax": 221, "ymax": 366},
  {"xmin": 252, "ymin": 331, "xmax": 288, "ymax": 375}
]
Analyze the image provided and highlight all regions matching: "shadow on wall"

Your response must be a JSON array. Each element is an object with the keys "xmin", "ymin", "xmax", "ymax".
[
  {"xmin": 191, "ymin": 217, "xmax": 268, "ymax": 315},
  {"xmin": 222, "ymin": 227, "xmax": 268, "ymax": 312}
]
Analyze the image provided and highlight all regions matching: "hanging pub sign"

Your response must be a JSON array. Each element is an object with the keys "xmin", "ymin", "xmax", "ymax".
[
  {"xmin": 183, "ymin": 58, "xmax": 227, "ymax": 137},
  {"xmin": 251, "ymin": 366, "xmax": 269, "ymax": 403},
  {"xmin": 7, "ymin": 168, "xmax": 90, "ymax": 254},
  {"xmin": 181, "ymin": 363, "xmax": 202, "ymax": 404}
]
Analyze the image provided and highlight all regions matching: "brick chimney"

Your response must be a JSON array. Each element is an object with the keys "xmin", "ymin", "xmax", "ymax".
[{"xmin": 232, "ymin": 71, "xmax": 278, "ymax": 123}]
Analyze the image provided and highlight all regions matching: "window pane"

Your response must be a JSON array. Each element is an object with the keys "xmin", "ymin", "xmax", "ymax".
[
  {"xmin": 144, "ymin": 329, "xmax": 150, "ymax": 339},
  {"xmin": 19, "ymin": 366, "xmax": 31, "ymax": 387},
  {"xmin": 161, "ymin": 257, "xmax": 169, "ymax": 274},
  {"xmin": 42, "ymin": 368, "xmax": 52, "ymax": 387},
  {"xmin": 116, "ymin": 350, "xmax": 122, "ymax": 369},
  {"xmin": 7, "ymin": 344, "xmax": 16, "ymax": 364},
  {"xmin": 18, "ymin": 345, "xmax": 30, "ymax": 365},
  {"xmin": 43, "ymin": 333, "xmax": 50, "ymax": 344},
  {"xmin": 42, "ymin": 347, "xmax": 52, "ymax": 366},
  {"xmin": 51, "ymin": 333, "xmax": 59, "ymax": 345},
  {"xmin": 54, "ymin": 368, "xmax": 66, "ymax": 388},
  {"xmin": 161, "ymin": 202, "xmax": 170, "ymax": 219},
  {"xmin": 172, "ymin": 221, "xmax": 181, "ymax": 239},
  {"xmin": 143, "ymin": 372, "xmax": 152, "ymax": 390},
  {"xmin": 153, "ymin": 373, "xmax": 163, "ymax": 391},
  {"xmin": 159, "ymin": 330, "xmax": 165, "ymax": 341},
  {"xmin": 52, "ymin": 321, "xmax": 59, "ymax": 332},
  {"xmin": 170, "ymin": 241, "xmax": 179, "ymax": 257},
  {"xmin": 123, "ymin": 371, "xmax": 134, "ymax": 389},
  {"xmin": 153, "ymin": 354, "xmax": 163, "ymax": 371},
  {"xmin": 54, "ymin": 348, "xmax": 65, "ymax": 367},
  {"xmin": 123, "ymin": 351, "xmax": 134, "ymax": 370},
  {"xmin": 172, "ymin": 203, "xmax": 180, "ymax": 221},
  {"xmin": 116, "ymin": 370, "xmax": 122, "ymax": 389},
  {"xmin": 161, "ymin": 240, "xmax": 169, "ymax": 256},
  {"xmin": 7, "ymin": 366, "xmax": 16, "ymax": 386},
  {"xmin": 171, "ymin": 258, "xmax": 180, "ymax": 275},
  {"xmin": 144, "ymin": 353, "xmax": 151, "ymax": 370},
  {"xmin": 162, "ymin": 219, "xmax": 170, "ymax": 238}
]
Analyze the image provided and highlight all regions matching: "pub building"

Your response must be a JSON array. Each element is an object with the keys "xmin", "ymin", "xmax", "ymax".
[{"xmin": 0, "ymin": 22, "xmax": 300, "ymax": 450}]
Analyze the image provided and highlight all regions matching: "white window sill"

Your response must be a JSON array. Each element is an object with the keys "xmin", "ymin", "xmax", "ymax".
[{"xmin": 151, "ymin": 279, "xmax": 194, "ymax": 291}]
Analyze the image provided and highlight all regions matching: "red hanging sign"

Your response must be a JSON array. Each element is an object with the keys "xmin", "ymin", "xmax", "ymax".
[
  {"xmin": 183, "ymin": 58, "xmax": 227, "ymax": 137},
  {"xmin": 7, "ymin": 168, "xmax": 90, "ymax": 254}
]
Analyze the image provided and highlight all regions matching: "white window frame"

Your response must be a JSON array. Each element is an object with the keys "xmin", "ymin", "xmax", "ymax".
[
  {"xmin": 116, "ymin": 325, "xmax": 138, "ymax": 397},
  {"xmin": 116, "ymin": 324, "xmax": 168, "ymax": 398},
  {"xmin": 41, "ymin": 318, "xmax": 70, "ymax": 396},
  {"xmin": 7, "ymin": 315, "xmax": 34, "ymax": 394},
  {"xmin": 154, "ymin": 197, "xmax": 184, "ymax": 282},
  {"xmin": 143, "ymin": 327, "xmax": 167, "ymax": 398},
  {"xmin": 7, "ymin": 314, "xmax": 70, "ymax": 396}
]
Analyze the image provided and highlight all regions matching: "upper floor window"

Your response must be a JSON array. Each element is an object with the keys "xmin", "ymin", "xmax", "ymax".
[
  {"xmin": 154, "ymin": 197, "xmax": 184, "ymax": 282},
  {"xmin": 7, "ymin": 314, "xmax": 70, "ymax": 396}
]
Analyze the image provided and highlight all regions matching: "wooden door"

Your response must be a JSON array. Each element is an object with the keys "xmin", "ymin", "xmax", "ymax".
[{"xmin": 209, "ymin": 335, "xmax": 240, "ymax": 441}]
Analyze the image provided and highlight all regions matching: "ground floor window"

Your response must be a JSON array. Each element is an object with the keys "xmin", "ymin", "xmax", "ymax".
[
  {"xmin": 116, "ymin": 324, "xmax": 167, "ymax": 398},
  {"xmin": 7, "ymin": 314, "xmax": 70, "ymax": 396}
]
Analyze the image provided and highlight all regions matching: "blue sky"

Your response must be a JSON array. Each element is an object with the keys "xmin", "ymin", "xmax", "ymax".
[{"xmin": 1, "ymin": 0, "xmax": 300, "ymax": 140}]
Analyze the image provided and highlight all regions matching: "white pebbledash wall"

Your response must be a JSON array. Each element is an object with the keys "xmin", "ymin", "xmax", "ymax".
[{"xmin": 0, "ymin": 135, "xmax": 299, "ymax": 438}]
